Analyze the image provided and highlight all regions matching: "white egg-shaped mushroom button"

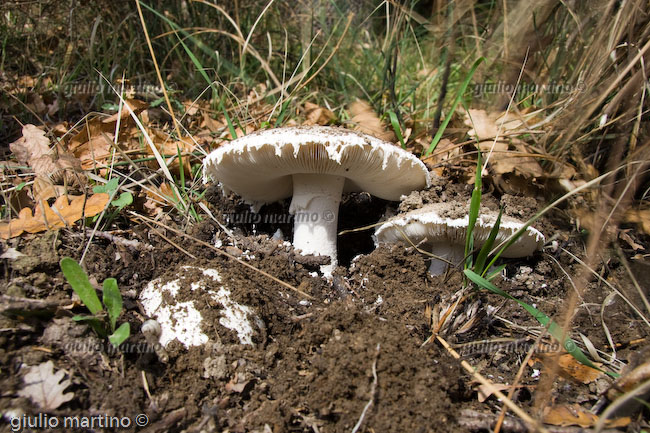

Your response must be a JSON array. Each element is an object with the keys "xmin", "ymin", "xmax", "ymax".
[
  {"xmin": 203, "ymin": 126, "xmax": 431, "ymax": 275},
  {"xmin": 374, "ymin": 203, "xmax": 545, "ymax": 276}
]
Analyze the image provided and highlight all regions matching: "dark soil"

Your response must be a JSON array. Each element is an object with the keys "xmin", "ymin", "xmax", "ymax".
[{"xmin": 1, "ymin": 181, "xmax": 648, "ymax": 432}]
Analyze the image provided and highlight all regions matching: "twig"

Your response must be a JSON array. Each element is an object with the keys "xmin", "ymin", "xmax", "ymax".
[
  {"xmin": 351, "ymin": 343, "xmax": 380, "ymax": 433},
  {"xmin": 73, "ymin": 230, "xmax": 154, "ymax": 251}
]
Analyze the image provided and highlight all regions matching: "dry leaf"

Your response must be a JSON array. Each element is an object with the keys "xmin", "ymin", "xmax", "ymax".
[
  {"xmin": 624, "ymin": 209, "xmax": 650, "ymax": 235},
  {"xmin": 303, "ymin": 102, "xmax": 335, "ymax": 126},
  {"xmin": 534, "ymin": 353, "xmax": 603, "ymax": 384},
  {"xmin": 144, "ymin": 130, "xmax": 196, "ymax": 175},
  {"xmin": 348, "ymin": 100, "xmax": 396, "ymax": 142},
  {"xmin": 608, "ymin": 359, "xmax": 650, "ymax": 400},
  {"xmin": 18, "ymin": 361, "xmax": 74, "ymax": 410},
  {"xmin": 619, "ymin": 230, "xmax": 644, "ymax": 251},
  {"xmin": 101, "ymin": 98, "xmax": 148, "ymax": 123},
  {"xmin": 464, "ymin": 109, "xmax": 536, "ymax": 141},
  {"xmin": 0, "ymin": 193, "xmax": 110, "ymax": 239},
  {"xmin": 489, "ymin": 142, "xmax": 544, "ymax": 178},
  {"xmin": 543, "ymin": 404, "xmax": 630, "ymax": 428},
  {"xmin": 10, "ymin": 124, "xmax": 51, "ymax": 165},
  {"xmin": 201, "ymin": 112, "xmax": 224, "ymax": 133}
]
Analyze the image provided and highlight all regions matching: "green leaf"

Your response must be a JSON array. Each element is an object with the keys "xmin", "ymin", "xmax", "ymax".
[
  {"xmin": 72, "ymin": 315, "xmax": 107, "ymax": 337},
  {"xmin": 15, "ymin": 182, "xmax": 26, "ymax": 191},
  {"xmin": 465, "ymin": 150, "xmax": 482, "ymax": 269},
  {"xmin": 486, "ymin": 264, "xmax": 506, "ymax": 281},
  {"xmin": 110, "ymin": 192, "xmax": 133, "ymax": 210},
  {"xmin": 102, "ymin": 278, "xmax": 122, "ymax": 333},
  {"xmin": 425, "ymin": 57, "xmax": 485, "ymax": 156},
  {"xmin": 93, "ymin": 178, "xmax": 119, "ymax": 194},
  {"xmin": 475, "ymin": 207, "xmax": 503, "ymax": 275},
  {"xmin": 464, "ymin": 269, "xmax": 619, "ymax": 378},
  {"xmin": 109, "ymin": 322, "xmax": 130, "ymax": 348},
  {"xmin": 387, "ymin": 110, "xmax": 406, "ymax": 149},
  {"xmin": 60, "ymin": 257, "xmax": 102, "ymax": 315}
]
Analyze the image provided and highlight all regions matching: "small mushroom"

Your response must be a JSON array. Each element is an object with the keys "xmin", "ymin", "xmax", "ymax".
[
  {"xmin": 203, "ymin": 126, "xmax": 431, "ymax": 275},
  {"xmin": 374, "ymin": 203, "xmax": 545, "ymax": 275}
]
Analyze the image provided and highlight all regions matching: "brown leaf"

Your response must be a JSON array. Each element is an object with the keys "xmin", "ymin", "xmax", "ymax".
[
  {"xmin": 608, "ymin": 359, "xmax": 650, "ymax": 400},
  {"xmin": 535, "ymin": 353, "xmax": 603, "ymax": 384},
  {"xmin": 348, "ymin": 100, "xmax": 395, "ymax": 142},
  {"xmin": 624, "ymin": 209, "xmax": 650, "ymax": 235},
  {"xmin": 489, "ymin": 141, "xmax": 544, "ymax": 178},
  {"xmin": 101, "ymin": 99, "xmax": 148, "ymax": 123},
  {"xmin": 464, "ymin": 109, "xmax": 537, "ymax": 141},
  {"xmin": 18, "ymin": 361, "xmax": 74, "ymax": 411},
  {"xmin": 543, "ymin": 404, "xmax": 630, "ymax": 428},
  {"xmin": 303, "ymin": 102, "xmax": 335, "ymax": 126},
  {"xmin": 0, "ymin": 193, "xmax": 110, "ymax": 239},
  {"xmin": 10, "ymin": 124, "xmax": 50, "ymax": 165}
]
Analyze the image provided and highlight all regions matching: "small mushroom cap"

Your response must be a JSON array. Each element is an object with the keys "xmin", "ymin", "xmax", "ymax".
[
  {"xmin": 375, "ymin": 202, "xmax": 545, "ymax": 257},
  {"xmin": 203, "ymin": 126, "xmax": 431, "ymax": 205}
]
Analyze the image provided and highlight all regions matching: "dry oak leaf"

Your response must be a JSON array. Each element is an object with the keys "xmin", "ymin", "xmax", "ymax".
[
  {"xmin": 0, "ymin": 193, "xmax": 110, "ymax": 239},
  {"xmin": 10, "ymin": 124, "xmax": 50, "ymax": 165},
  {"xmin": 348, "ymin": 100, "xmax": 396, "ymax": 142},
  {"xmin": 463, "ymin": 108, "xmax": 537, "ymax": 142},
  {"xmin": 534, "ymin": 353, "xmax": 603, "ymax": 384},
  {"xmin": 543, "ymin": 404, "xmax": 630, "ymax": 428},
  {"xmin": 18, "ymin": 361, "xmax": 74, "ymax": 411},
  {"xmin": 303, "ymin": 101, "xmax": 335, "ymax": 126},
  {"xmin": 101, "ymin": 98, "xmax": 148, "ymax": 124}
]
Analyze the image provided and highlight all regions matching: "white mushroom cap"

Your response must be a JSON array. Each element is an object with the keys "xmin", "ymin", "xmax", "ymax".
[
  {"xmin": 203, "ymin": 126, "xmax": 430, "ymax": 204},
  {"xmin": 374, "ymin": 203, "xmax": 544, "ymax": 275},
  {"xmin": 203, "ymin": 126, "xmax": 431, "ymax": 275}
]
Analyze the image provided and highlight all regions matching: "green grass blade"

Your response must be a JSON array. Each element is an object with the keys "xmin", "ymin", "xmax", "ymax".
[
  {"xmin": 170, "ymin": 32, "xmax": 238, "ymax": 139},
  {"xmin": 464, "ymin": 269, "xmax": 619, "ymax": 378},
  {"xmin": 387, "ymin": 110, "xmax": 406, "ymax": 149},
  {"xmin": 425, "ymin": 57, "xmax": 485, "ymax": 156},
  {"xmin": 465, "ymin": 151, "xmax": 482, "ymax": 269},
  {"xmin": 102, "ymin": 278, "xmax": 122, "ymax": 333},
  {"xmin": 109, "ymin": 322, "xmax": 130, "ymax": 348},
  {"xmin": 486, "ymin": 264, "xmax": 506, "ymax": 281},
  {"xmin": 60, "ymin": 257, "xmax": 102, "ymax": 315},
  {"xmin": 475, "ymin": 207, "xmax": 503, "ymax": 275}
]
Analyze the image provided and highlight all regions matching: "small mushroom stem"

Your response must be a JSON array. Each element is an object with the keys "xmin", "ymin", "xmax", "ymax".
[
  {"xmin": 289, "ymin": 173, "xmax": 345, "ymax": 276},
  {"xmin": 427, "ymin": 242, "xmax": 466, "ymax": 276}
]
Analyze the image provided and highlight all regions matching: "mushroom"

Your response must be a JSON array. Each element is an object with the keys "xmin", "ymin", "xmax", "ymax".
[
  {"xmin": 374, "ymin": 203, "xmax": 544, "ymax": 275},
  {"xmin": 203, "ymin": 126, "xmax": 431, "ymax": 275}
]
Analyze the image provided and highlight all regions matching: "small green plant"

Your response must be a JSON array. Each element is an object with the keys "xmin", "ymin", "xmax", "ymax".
[
  {"xmin": 462, "ymin": 153, "xmax": 618, "ymax": 378},
  {"xmin": 60, "ymin": 257, "xmax": 130, "ymax": 348},
  {"xmin": 92, "ymin": 177, "xmax": 134, "ymax": 227}
]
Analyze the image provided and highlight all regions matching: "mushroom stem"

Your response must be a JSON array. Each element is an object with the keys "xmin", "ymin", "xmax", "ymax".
[
  {"xmin": 289, "ymin": 173, "xmax": 345, "ymax": 276},
  {"xmin": 427, "ymin": 242, "xmax": 466, "ymax": 276}
]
